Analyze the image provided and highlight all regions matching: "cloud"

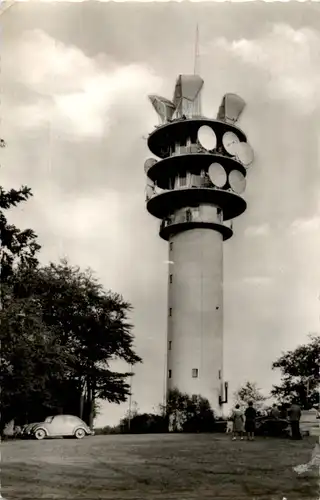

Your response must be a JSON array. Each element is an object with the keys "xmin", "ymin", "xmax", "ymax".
[
  {"xmin": 2, "ymin": 30, "xmax": 162, "ymax": 139},
  {"xmin": 2, "ymin": 7, "xmax": 320, "ymax": 426},
  {"xmin": 245, "ymin": 223, "xmax": 270, "ymax": 236},
  {"xmin": 290, "ymin": 216, "xmax": 320, "ymax": 234},
  {"xmin": 212, "ymin": 24, "xmax": 320, "ymax": 114}
]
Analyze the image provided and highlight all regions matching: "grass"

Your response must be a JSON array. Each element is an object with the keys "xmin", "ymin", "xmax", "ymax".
[{"xmin": 1, "ymin": 433, "xmax": 319, "ymax": 499}]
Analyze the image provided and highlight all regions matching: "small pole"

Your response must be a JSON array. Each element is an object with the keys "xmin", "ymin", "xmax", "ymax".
[
  {"xmin": 194, "ymin": 24, "xmax": 199, "ymax": 75},
  {"xmin": 306, "ymin": 378, "xmax": 310, "ymax": 409},
  {"xmin": 128, "ymin": 364, "xmax": 133, "ymax": 431}
]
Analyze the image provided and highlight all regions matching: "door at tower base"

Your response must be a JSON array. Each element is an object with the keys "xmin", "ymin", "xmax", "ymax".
[{"xmin": 167, "ymin": 228, "xmax": 223, "ymax": 414}]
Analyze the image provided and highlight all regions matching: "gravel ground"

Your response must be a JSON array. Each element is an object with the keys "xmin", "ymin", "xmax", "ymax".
[{"xmin": 1, "ymin": 433, "xmax": 318, "ymax": 499}]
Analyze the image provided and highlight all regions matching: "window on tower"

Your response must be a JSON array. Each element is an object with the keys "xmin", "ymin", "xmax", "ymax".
[
  {"xmin": 192, "ymin": 206, "xmax": 200, "ymax": 218},
  {"xmin": 170, "ymin": 242, "xmax": 173, "ymax": 251},
  {"xmin": 179, "ymin": 175, "xmax": 187, "ymax": 187},
  {"xmin": 192, "ymin": 368, "xmax": 199, "ymax": 378},
  {"xmin": 168, "ymin": 341, "xmax": 172, "ymax": 350},
  {"xmin": 191, "ymin": 174, "xmax": 201, "ymax": 187},
  {"xmin": 169, "ymin": 308, "xmax": 172, "ymax": 316},
  {"xmin": 169, "ymin": 274, "xmax": 173, "ymax": 284},
  {"xmin": 168, "ymin": 369, "xmax": 172, "ymax": 379}
]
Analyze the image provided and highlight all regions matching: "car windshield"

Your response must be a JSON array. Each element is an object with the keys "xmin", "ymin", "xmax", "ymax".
[{"xmin": 44, "ymin": 416, "xmax": 54, "ymax": 423}]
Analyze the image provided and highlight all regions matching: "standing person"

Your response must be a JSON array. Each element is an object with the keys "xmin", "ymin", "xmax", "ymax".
[
  {"xmin": 226, "ymin": 413, "xmax": 233, "ymax": 434},
  {"xmin": 231, "ymin": 404, "xmax": 244, "ymax": 441},
  {"xmin": 270, "ymin": 404, "xmax": 280, "ymax": 419},
  {"xmin": 245, "ymin": 401, "xmax": 257, "ymax": 441},
  {"xmin": 288, "ymin": 400, "xmax": 302, "ymax": 440}
]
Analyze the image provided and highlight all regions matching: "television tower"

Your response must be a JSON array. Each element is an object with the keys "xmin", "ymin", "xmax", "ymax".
[{"xmin": 145, "ymin": 77, "xmax": 254, "ymax": 414}]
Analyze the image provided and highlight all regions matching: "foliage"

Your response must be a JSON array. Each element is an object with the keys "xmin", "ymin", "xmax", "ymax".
[
  {"xmin": 1, "ymin": 144, "xmax": 142, "ymax": 429},
  {"xmin": 164, "ymin": 388, "xmax": 188, "ymax": 431},
  {"xmin": 124, "ymin": 400, "xmax": 139, "ymax": 420},
  {"xmin": 3, "ymin": 260, "xmax": 142, "ymax": 428},
  {"xmin": 0, "ymin": 296, "xmax": 74, "ymax": 430},
  {"xmin": 271, "ymin": 334, "xmax": 320, "ymax": 409},
  {"xmin": 213, "ymin": 420, "xmax": 228, "ymax": 433},
  {"xmin": 120, "ymin": 401, "xmax": 167, "ymax": 433},
  {"xmin": 163, "ymin": 388, "xmax": 215, "ymax": 432},
  {"xmin": 234, "ymin": 381, "xmax": 268, "ymax": 413},
  {"xmin": 94, "ymin": 425, "xmax": 121, "ymax": 435},
  {"xmin": 118, "ymin": 390, "xmax": 215, "ymax": 434},
  {"xmin": 0, "ymin": 142, "xmax": 43, "ymax": 430},
  {"xmin": 0, "ymin": 143, "xmax": 41, "ymax": 282},
  {"xmin": 120, "ymin": 412, "xmax": 167, "ymax": 434}
]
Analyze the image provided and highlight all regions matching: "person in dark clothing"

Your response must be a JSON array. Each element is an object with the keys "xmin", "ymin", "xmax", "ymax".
[
  {"xmin": 288, "ymin": 401, "xmax": 302, "ymax": 440},
  {"xmin": 245, "ymin": 401, "xmax": 257, "ymax": 441},
  {"xmin": 280, "ymin": 404, "xmax": 289, "ymax": 420}
]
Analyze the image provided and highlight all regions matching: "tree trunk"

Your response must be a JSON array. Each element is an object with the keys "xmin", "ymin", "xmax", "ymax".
[
  {"xmin": 79, "ymin": 393, "xmax": 84, "ymax": 420},
  {"xmin": 88, "ymin": 378, "xmax": 95, "ymax": 431},
  {"xmin": 79, "ymin": 378, "xmax": 85, "ymax": 420}
]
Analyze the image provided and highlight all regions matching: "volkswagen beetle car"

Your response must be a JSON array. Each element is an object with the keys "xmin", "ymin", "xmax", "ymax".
[{"xmin": 31, "ymin": 415, "xmax": 94, "ymax": 440}]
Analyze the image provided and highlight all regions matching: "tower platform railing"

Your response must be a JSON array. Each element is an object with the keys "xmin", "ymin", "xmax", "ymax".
[
  {"xmin": 146, "ymin": 175, "xmax": 220, "ymax": 204},
  {"xmin": 159, "ymin": 206, "xmax": 234, "ymax": 241}
]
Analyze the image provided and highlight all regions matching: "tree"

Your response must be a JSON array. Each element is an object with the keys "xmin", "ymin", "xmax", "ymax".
[
  {"xmin": 0, "ymin": 139, "xmax": 40, "ymax": 281},
  {"xmin": 234, "ymin": 381, "xmax": 267, "ymax": 413},
  {"xmin": 0, "ymin": 295, "xmax": 74, "ymax": 431},
  {"xmin": 11, "ymin": 260, "xmax": 142, "ymax": 428},
  {"xmin": 1, "ymin": 142, "xmax": 142, "ymax": 430},
  {"xmin": 0, "ymin": 181, "xmax": 40, "ymax": 284},
  {"xmin": 163, "ymin": 388, "xmax": 215, "ymax": 432},
  {"xmin": 0, "ymin": 142, "xmax": 44, "ymax": 431},
  {"xmin": 271, "ymin": 334, "xmax": 320, "ymax": 409}
]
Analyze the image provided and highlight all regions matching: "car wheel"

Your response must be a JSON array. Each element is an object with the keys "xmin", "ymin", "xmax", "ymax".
[
  {"xmin": 34, "ymin": 429, "xmax": 46, "ymax": 440},
  {"xmin": 74, "ymin": 428, "xmax": 86, "ymax": 439}
]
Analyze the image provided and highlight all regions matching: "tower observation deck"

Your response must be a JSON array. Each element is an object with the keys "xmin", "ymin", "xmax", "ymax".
[{"xmin": 145, "ymin": 75, "xmax": 254, "ymax": 414}]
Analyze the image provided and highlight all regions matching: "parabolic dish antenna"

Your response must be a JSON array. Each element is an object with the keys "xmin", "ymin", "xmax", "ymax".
[
  {"xmin": 217, "ymin": 94, "xmax": 246, "ymax": 124},
  {"xmin": 208, "ymin": 163, "xmax": 227, "ymax": 188},
  {"xmin": 234, "ymin": 142, "xmax": 254, "ymax": 167},
  {"xmin": 144, "ymin": 158, "xmax": 157, "ymax": 174},
  {"xmin": 222, "ymin": 131, "xmax": 240, "ymax": 156},
  {"xmin": 197, "ymin": 125, "xmax": 217, "ymax": 151},
  {"xmin": 228, "ymin": 170, "xmax": 246, "ymax": 194}
]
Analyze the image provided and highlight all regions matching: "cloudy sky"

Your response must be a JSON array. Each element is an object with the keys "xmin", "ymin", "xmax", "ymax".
[{"xmin": 1, "ymin": 1, "xmax": 320, "ymax": 426}]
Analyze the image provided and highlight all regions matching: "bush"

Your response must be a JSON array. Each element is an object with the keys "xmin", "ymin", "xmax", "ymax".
[
  {"xmin": 166, "ymin": 390, "xmax": 215, "ymax": 433},
  {"xmin": 213, "ymin": 420, "xmax": 227, "ymax": 433},
  {"xmin": 93, "ymin": 425, "xmax": 121, "ymax": 435},
  {"xmin": 120, "ymin": 413, "xmax": 167, "ymax": 434},
  {"xmin": 182, "ymin": 406, "xmax": 215, "ymax": 433}
]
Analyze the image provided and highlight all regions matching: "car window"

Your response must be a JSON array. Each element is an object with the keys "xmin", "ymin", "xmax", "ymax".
[
  {"xmin": 53, "ymin": 415, "xmax": 64, "ymax": 422},
  {"xmin": 66, "ymin": 415, "xmax": 82, "ymax": 424},
  {"xmin": 44, "ymin": 416, "xmax": 54, "ymax": 423}
]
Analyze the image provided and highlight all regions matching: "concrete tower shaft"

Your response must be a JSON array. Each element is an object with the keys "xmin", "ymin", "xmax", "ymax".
[
  {"xmin": 145, "ymin": 76, "xmax": 254, "ymax": 414},
  {"xmin": 167, "ymin": 229, "xmax": 223, "ymax": 409}
]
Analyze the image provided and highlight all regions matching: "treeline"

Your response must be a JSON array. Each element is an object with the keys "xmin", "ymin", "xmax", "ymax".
[
  {"xmin": 96, "ymin": 332, "xmax": 320, "ymax": 435},
  {"xmin": 0, "ymin": 140, "xmax": 141, "ymax": 433},
  {"xmin": 95, "ymin": 389, "xmax": 222, "ymax": 435}
]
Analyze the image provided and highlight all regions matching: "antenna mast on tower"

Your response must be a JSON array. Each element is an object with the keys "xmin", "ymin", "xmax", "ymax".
[{"xmin": 194, "ymin": 24, "xmax": 200, "ymax": 75}]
